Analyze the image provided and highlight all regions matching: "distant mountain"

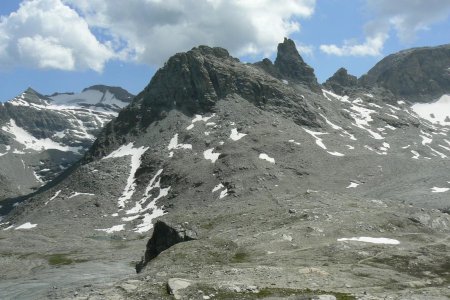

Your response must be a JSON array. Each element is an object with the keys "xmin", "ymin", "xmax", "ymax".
[
  {"xmin": 0, "ymin": 85, "xmax": 133, "ymax": 201},
  {"xmin": 359, "ymin": 44, "xmax": 450, "ymax": 102}
]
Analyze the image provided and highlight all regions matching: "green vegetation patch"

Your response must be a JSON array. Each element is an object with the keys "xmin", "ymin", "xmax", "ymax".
[
  {"xmin": 232, "ymin": 250, "xmax": 250, "ymax": 263},
  {"xmin": 46, "ymin": 253, "xmax": 88, "ymax": 266}
]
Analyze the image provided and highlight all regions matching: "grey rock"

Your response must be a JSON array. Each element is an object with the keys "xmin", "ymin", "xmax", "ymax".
[
  {"xmin": 274, "ymin": 38, "xmax": 321, "ymax": 92},
  {"xmin": 323, "ymin": 67, "xmax": 358, "ymax": 95},
  {"xmin": 167, "ymin": 278, "xmax": 193, "ymax": 299}
]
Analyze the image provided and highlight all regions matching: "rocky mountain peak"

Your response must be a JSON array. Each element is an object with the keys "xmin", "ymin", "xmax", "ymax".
[
  {"xmin": 323, "ymin": 67, "xmax": 358, "ymax": 95},
  {"xmin": 133, "ymin": 44, "xmax": 312, "ymax": 126},
  {"xmin": 274, "ymin": 38, "xmax": 320, "ymax": 91},
  {"xmin": 15, "ymin": 87, "xmax": 50, "ymax": 105}
]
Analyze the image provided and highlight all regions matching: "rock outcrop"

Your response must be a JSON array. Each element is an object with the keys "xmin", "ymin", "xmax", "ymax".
[
  {"xmin": 254, "ymin": 38, "xmax": 321, "ymax": 92},
  {"xmin": 274, "ymin": 38, "xmax": 321, "ymax": 92},
  {"xmin": 136, "ymin": 221, "xmax": 197, "ymax": 273},
  {"xmin": 323, "ymin": 67, "xmax": 358, "ymax": 95}
]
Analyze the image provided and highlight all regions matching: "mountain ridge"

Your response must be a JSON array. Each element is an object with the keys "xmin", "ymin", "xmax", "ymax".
[{"xmin": 0, "ymin": 85, "xmax": 134, "ymax": 201}]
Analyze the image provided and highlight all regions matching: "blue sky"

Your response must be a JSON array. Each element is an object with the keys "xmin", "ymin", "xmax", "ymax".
[{"xmin": 1, "ymin": 0, "xmax": 449, "ymax": 101}]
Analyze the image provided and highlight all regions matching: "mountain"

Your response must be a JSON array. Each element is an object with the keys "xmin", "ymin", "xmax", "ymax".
[
  {"xmin": 359, "ymin": 44, "xmax": 450, "ymax": 102},
  {"xmin": 0, "ymin": 85, "xmax": 133, "ymax": 201},
  {"xmin": 1, "ymin": 40, "xmax": 450, "ymax": 299}
]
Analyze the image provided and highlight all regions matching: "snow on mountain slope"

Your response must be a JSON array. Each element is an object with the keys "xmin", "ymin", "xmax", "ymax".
[
  {"xmin": 412, "ymin": 94, "xmax": 450, "ymax": 125},
  {"xmin": 0, "ymin": 86, "xmax": 134, "ymax": 200}
]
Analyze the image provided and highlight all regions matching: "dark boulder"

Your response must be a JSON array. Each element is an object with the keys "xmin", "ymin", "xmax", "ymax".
[{"xmin": 136, "ymin": 220, "xmax": 198, "ymax": 273}]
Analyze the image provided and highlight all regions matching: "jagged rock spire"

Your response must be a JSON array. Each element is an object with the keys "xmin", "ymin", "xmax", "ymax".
[{"xmin": 274, "ymin": 38, "xmax": 320, "ymax": 92}]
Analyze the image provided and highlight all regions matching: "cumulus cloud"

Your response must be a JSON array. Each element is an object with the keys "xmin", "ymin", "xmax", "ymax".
[
  {"xmin": 0, "ymin": 0, "xmax": 114, "ymax": 71},
  {"xmin": 320, "ymin": 0, "xmax": 450, "ymax": 57},
  {"xmin": 0, "ymin": 0, "xmax": 316, "ymax": 71},
  {"xmin": 64, "ymin": 0, "xmax": 316, "ymax": 65},
  {"xmin": 296, "ymin": 43, "xmax": 315, "ymax": 57},
  {"xmin": 320, "ymin": 33, "xmax": 387, "ymax": 57}
]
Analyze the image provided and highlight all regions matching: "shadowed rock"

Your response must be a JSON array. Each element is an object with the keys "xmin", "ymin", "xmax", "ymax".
[{"xmin": 136, "ymin": 220, "xmax": 197, "ymax": 273}]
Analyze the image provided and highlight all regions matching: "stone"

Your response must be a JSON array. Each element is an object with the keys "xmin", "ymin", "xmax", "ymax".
[
  {"xmin": 317, "ymin": 296, "xmax": 337, "ymax": 300},
  {"xmin": 167, "ymin": 278, "xmax": 193, "ymax": 300}
]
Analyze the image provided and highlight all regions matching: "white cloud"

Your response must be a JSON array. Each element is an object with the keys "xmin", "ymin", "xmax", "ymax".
[
  {"xmin": 320, "ymin": 33, "xmax": 387, "ymax": 57},
  {"xmin": 0, "ymin": 0, "xmax": 114, "ymax": 71},
  {"xmin": 296, "ymin": 43, "xmax": 314, "ymax": 57},
  {"xmin": 64, "ymin": 0, "xmax": 316, "ymax": 65},
  {"xmin": 320, "ymin": 0, "xmax": 450, "ymax": 57}
]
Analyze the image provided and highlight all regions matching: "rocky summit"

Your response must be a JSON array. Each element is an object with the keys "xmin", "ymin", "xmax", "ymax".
[{"xmin": 1, "ymin": 40, "xmax": 450, "ymax": 300}]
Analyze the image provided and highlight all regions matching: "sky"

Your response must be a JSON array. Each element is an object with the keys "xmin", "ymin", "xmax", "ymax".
[{"xmin": 0, "ymin": 0, "xmax": 449, "ymax": 102}]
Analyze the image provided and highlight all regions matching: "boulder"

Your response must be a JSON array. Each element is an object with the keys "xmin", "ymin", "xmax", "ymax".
[
  {"xmin": 136, "ymin": 220, "xmax": 197, "ymax": 272},
  {"xmin": 167, "ymin": 278, "xmax": 193, "ymax": 300}
]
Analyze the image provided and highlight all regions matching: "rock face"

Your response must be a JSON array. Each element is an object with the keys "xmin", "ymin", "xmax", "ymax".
[
  {"xmin": 274, "ymin": 38, "xmax": 321, "ymax": 91},
  {"xmin": 254, "ymin": 38, "xmax": 321, "ymax": 92},
  {"xmin": 0, "ymin": 86, "xmax": 133, "ymax": 201},
  {"xmin": 323, "ymin": 67, "xmax": 358, "ymax": 95},
  {"xmin": 86, "ymin": 42, "xmax": 323, "ymax": 160},
  {"xmin": 359, "ymin": 44, "xmax": 450, "ymax": 102},
  {"xmin": 136, "ymin": 221, "xmax": 197, "ymax": 273}
]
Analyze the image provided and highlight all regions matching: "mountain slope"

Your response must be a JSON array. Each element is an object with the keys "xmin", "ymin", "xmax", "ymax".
[
  {"xmin": 1, "ymin": 40, "xmax": 450, "ymax": 299},
  {"xmin": 0, "ymin": 85, "xmax": 133, "ymax": 201}
]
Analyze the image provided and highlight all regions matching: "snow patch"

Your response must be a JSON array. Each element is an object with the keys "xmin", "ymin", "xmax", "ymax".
[
  {"xmin": 15, "ymin": 222, "xmax": 37, "ymax": 230},
  {"xmin": 319, "ymin": 113, "xmax": 356, "ymax": 140},
  {"xmin": 412, "ymin": 95, "xmax": 450, "ymax": 124},
  {"xmin": 68, "ymin": 192, "xmax": 95, "ymax": 199},
  {"xmin": 45, "ymin": 190, "xmax": 61, "ymax": 205},
  {"xmin": 328, "ymin": 151, "xmax": 345, "ymax": 157},
  {"xmin": 337, "ymin": 237, "xmax": 400, "ymax": 245},
  {"xmin": 230, "ymin": 128, "xmax": 247, "ymax": 141},
  {"xmin": 95, "ymin": 224, "xmax": 125, "ymax": 233},
  {"xmin": 1, "ymin": 119, "xmax": 82, "ymax": 153},
  {"xmin": 259, "ymin": 153, "xmax": 275, "ymax": 164},
  {"xmin": 168, "ymin": 134, "xmax": 192, "ymax": 150},
  {"xmin": 431, "ymin": 187, "xmax": 450, "ymax": 193},
  {"xmin": 203, "ymin": 148, "xmax": 221, "ymax": 163},
  {"xmin": 303, "ymin": 128, "xmax": 328, "ymax": 150},
  {"xmin": 212, "ymin": 183, "xmax": 225, "ymax": 193},
  {"xmin": 346, "ymin": 182, "xmax": 359, "ymax": 189},
  {"xmin": 104, "ymin": 143, "xmax": 149, "ymax": 208}
]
